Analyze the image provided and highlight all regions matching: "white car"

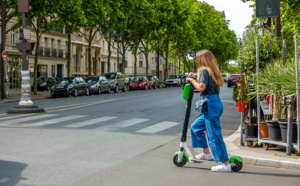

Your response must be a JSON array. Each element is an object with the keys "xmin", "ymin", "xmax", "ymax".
[{"xmin": 165, "ymin": 75, "xmax": 180, "ymax": 87}]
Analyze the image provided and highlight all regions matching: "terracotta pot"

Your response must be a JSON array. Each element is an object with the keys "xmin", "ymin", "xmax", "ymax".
[{"xmin": 260, "ymin": 121, "xmax": 269, "ymax": 138}]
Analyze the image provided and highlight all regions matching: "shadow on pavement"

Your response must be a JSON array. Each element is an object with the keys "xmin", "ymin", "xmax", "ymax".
[{"xmin": 0, "ymin": 160, "xmax": 27, "ymax": 186}]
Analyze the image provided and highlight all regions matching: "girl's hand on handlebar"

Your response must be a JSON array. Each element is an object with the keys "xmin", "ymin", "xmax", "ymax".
[
  {"xmin": 186, "ymin": 78, "xmax": 196, "ymax": 83},
  {"xmin": 188, "ymin": 73, "xmax": 196, "ymax": 78}
]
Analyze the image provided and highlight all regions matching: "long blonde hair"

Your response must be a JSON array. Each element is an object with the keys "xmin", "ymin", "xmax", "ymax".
[{"xmin": 196, "ymin": 50, "xmax": 224, "ymax": 87}]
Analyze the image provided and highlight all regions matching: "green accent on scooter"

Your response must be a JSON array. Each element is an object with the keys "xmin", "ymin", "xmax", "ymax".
[
  {"xmin": 229, "ymin": 156, "xmax": 243, "ymax": 163},
  {"xmin": 183, "ymin": 84, "xmax": 191, "ymax": 100},
  {"xmin": 175, "ymin": 152, "xmax": 189, "ymax": 162}
]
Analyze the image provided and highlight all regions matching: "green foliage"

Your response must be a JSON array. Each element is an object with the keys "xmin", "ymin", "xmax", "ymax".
[{"xmin": 223, "ymin": 62, "xmax": 240, "ymax": 74}]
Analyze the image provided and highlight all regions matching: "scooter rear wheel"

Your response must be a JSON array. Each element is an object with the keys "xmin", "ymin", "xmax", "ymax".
[
  {"xmin": 173, "ymin": 154, "xmax": 186, "ymax": 167},
  {"xmin": 231, "ymin": 160, "xmax": 243, "ymax": 172}
]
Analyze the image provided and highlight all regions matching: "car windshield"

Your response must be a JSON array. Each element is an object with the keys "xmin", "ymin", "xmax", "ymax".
[
  {"xmin": 132, "ymin": 77, "xmax": 144, "ymax": 82},
  {"xmin": 179, "ymin": 75, "xmax": 186, "ymax": 79},
  {"xmin": 167, "ymin": 75, "xmax": 177, "ymax": 79},
  {"xmin": 146, "ymin": 76, "xmax": 153, "ymax": 80},
  {"xmin": 85, "ymin": 77, "xmax": 98, "ymax": 83},
  {"xmin": 37, "ymin": 77, "xmax": 47, "ymax": 83},
  {"xmin": 59, "ymin": 77, "xmax": 74, "ymax": 84},
  {"xmin": 222, "ymin": 75, "xmax": 227, "ymax": 77},
  {"xmin": 104, "ymin": 73, "xmax": 117, "ymax": 80},
  {"xmin": 230, "ymin": 75, "xmax": 240, "ymax": 79}
]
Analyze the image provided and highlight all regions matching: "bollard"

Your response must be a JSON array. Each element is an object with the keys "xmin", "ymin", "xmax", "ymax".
[{"xmin": 286, "ymin": 97, "xmax": 293, "ymax": 155}]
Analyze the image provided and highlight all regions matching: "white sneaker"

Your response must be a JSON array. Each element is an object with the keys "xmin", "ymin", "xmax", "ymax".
[
  {"xmin": 211, "ymin": 163, "xmax": 232, "ymax": 172},
  {"xmin": 195, "ymin": 152, "xmax": 214, "ymax": 161}
]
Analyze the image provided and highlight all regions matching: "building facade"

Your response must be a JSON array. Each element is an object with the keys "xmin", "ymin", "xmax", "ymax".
[{"xmin": 2, "ymin": 19, "xmax": 179, "ymax": 89}]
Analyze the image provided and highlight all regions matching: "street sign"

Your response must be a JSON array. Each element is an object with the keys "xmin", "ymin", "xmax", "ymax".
[
  {"xmin": 24, "ymin": 29, "xmax": 30, "ymax": 40},
  {"xmin": 2, "ymin": 51, "xmax": 7, "ymax": 62},
  {"xmin": 256, "ymin": 0, "xmax": 280, "ymax": 18},
  {"xmin": 18, "ymin": 0, "xmax": 29, "ymax": 13}
]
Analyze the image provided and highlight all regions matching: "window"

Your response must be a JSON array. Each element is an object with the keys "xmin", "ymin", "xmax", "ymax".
[
  {"xmin": 152, "ymin": 57, "xmax": 154, "ymax": 64},
  {"xmin": 102, "ymin": 41, "xmax": 105, "ymax": 50},
  {"xmin": 51, "ymin": 39, "xmax": 54, "ymax": 50},
  {"xmin": 160, "ymin": 59, "xmax": 162, "ymax": 65},
  {"xmin": 139, "ymin": 61, "xmax": 143, "ymax": 67},
  {"xmin": 45, "ymin": 38, "xmax": 48, "ymax": 47},
  {"xmin": 11, "ymin": 30, "xmax": 15, "ymax": 45},
  {"xmin": 58, "ymin": 40, "xmax": 61, "ymax": 50},
  {"xmin": 52, "ymin": 65, "xmax": 55, "ymax": 77}
]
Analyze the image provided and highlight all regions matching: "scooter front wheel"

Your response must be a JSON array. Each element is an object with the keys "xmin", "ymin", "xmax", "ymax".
[
  {"xmin": 173, "ymin": 154, "xmax": 186, "ymax": 167},
  {"xmin": 231, "ymin": 160, "xmax": 243, "ymax": 172}
]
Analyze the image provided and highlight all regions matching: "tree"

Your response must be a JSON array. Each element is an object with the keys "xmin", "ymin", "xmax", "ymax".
[
  {"xmin": 51, "ymin": 0, "xmax": 86, "ymax": 77},
  {"xmin": 80, "ymin": 0, "xmax": 110, "ymax": 76},
  {"xmin": 22, "ymin": 0, "xmax": 58, "ymax": 95}
]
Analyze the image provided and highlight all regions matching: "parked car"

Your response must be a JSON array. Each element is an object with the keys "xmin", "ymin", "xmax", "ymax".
[
  {"xmin": 102, "ymin": 72, "xmax": 126, "ymax": 93},
  {"xmin": 129, "ymin": 77, "xmax": 151, "ymax": 90},
  {"xmin": 31, "ymin": 76, "xmax": 56, "ymax": 91},
  {"xmin": 179, "ymin": 75, "xmax": 187, "ymax": 86},
  {"xmin": 222, "ymin": 74, "xmax": 228, "ymax": 82},
  {"xmin": 125, "ymin": 77, "xmax": 132, "ymax": 85},
  {"xmin": 84, "ymin": 76, "xmax": 111, "ymax": 94},
  {"xmin": 146, "ymin": 75, "xmax": 163, "ymax": 89},
  {"xmin": 165, "ymin": 75, "xmax": 180, "ymax": 87},
  {"xmin": 50, "ymin": 77, "xmax": 89, "ymax": 98},
  {"xmin": 227, "ymin": 74, "xmax": 240, "ymax": 87}
]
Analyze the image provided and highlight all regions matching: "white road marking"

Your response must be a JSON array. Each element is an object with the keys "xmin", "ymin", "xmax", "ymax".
[
  {"xmin": 100, "ymin": 118, "xmax": 149, "ymax": 130},
  {"xmin": 136, "ymin": 121, "xmax": 180, "ymax": 134},
  {"xmin": 21, "ymin": 115, "xmax": 87, "ymax": 127},
  {"xmin": 65, "ymin": 116, "xmax": 118, "ymax": 128},
  {"xmin": 0, "ymin": 114, "xmax": 57, "ymax": 125}
]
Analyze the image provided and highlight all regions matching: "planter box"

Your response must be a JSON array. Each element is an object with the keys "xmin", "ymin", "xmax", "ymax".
[
  {"xmin": 278, "ymin": 121, "xmax": 297, "ymax": 143},
  {"xmin": 266, "ymin": 120, "xmax": 282, "ymax": 141},
  {"xmin": 244, "ymin": 124, "xmax": 258, "ymax": 138}
]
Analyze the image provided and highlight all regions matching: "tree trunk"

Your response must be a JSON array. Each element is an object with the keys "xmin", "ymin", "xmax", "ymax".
[
  {"xmin": 67, "ymin": 33, "xmax": 71, "ymax": 76},
  {"xmin": 156, "ymin": 42, "xmax": 159, "ymax": 78},
  {"xmin": 107, "ymin": 32, "xmax": 112, "ymax": 72},
  {"xmin": 134, "ymin": 52, "xmax": 137, "ymax": 77},
  {"xmin": 272, "ymin": 95, "xmax": 281, "ymax": 121},
  {"xmin": 164, "ymin": 36, "xmax": 169, "ymax": 80},
  {"xmin": 33, "ymin": 32, "xmax": 40, "ymax": 95},
  {"xmin": 121, "ymin": 42, "xmax": 126, "ymax": 75},
  {"xmin": 145, "ymin": 52, "xmax": 149, "ymax": 76},
  {"xmin": 88, "ymin": 29, "xmax": 92, "ymax": 76}
]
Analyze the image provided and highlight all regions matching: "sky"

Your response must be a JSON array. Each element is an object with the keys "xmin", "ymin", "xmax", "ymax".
[{"xmin": 202, "ymin": 0, "xmax": 254, "ymax": 39}]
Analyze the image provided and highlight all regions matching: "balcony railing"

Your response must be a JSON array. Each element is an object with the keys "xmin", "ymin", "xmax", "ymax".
[
  {"xmin": 38, "ymin": 47, "xmax": 44, "ymax": 56},
  {"xmin": 58, "ymin": 49, "xmax": 63, "ymax": 58},
  {"xmin": 45, "ymin": 48, "xmax": 50, "ymax": 57},
  {"xmin": 52, "ymin": 49, "xmax": 57, "ymax": 57}
]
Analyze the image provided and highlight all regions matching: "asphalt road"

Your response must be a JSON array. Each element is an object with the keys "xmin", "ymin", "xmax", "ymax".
[{"xmin": 2, "ymin": 86, "xmax": 297, "ymax": 186}]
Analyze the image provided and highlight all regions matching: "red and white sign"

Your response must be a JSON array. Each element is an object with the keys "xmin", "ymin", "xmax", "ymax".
[{"xmin": 2, "ymin": 51, "xmax": 7, "ymax": 62}]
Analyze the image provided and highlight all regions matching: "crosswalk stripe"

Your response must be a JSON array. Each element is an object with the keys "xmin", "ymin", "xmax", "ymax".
[
  {"xmin": 0, "ymin": 114, "xmax": 35, "ymax": 121},
  {"xmin": 21, "ymin": 115, "xmax": 87, "ymax": 127},
  {"xmin": 65, "ymin": 116, "xmax": 118, "ymax": 128},
  {"xmin": 0, "ymin": 114, "xmax": 57, "ymax": 125},
  {"xmin": 136, "ymin": 121, "xmax": 180, "ymax": 134},
  {"xmin": 99, "ymin": 118, "xmax": 149, "ymax": 130}
]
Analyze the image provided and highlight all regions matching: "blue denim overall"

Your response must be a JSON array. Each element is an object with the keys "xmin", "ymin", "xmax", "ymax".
[{"xmin": 190, "ymin": 94, "xmax": 229, "ymax": 163}]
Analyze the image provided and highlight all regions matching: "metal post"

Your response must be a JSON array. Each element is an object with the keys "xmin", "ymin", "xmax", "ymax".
[
  {"xmin": 286, "ymin": 97, "xmax": 293, "ymax": 155},
  {"xmin": 256, "ymin": 40, "xmax": 261, "ymax": 141},
  {"xmin": 269, "ymin": 41, "xmax": 272, "ymax": 64},
  {"xmin": 240, "ymin": 41, "xmax": 244, "ymax": 146},
  {"xmin": 283, "ymin": 39, "xmax": 286, "ymax": 65},
  {"xmin": 295, "ymin": 33, "xmax": 299, "ymax": 151},
  {"xmin": 1, "ymin": 0, "xmax": 5, "ymax": 100},
  {"xmin": 19, "ymin": 12, "xmax": 32, "ymax": 105}
]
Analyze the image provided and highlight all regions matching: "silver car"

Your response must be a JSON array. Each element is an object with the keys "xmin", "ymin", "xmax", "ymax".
[{"xmin": 165, "ymin": 75, "xmax": 180, "ymax": 87}]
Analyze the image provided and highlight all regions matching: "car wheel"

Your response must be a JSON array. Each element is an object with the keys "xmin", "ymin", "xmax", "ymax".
[
  {"xmin": 122, "ymin": 85, "xmax": 126, "ymax": 92},
  {"xmin": 114, "ymin": 85, "xmax": 119, "ymax": 93},
  {"xmin": 86, "ymin": 88, "xmax": 90, "ymax": 96},
  {"xmin": 158, "ymin": 84, "xmax": 161, "ymax": 89},
  {"xmin": 227, "ymin": 83, "xmax": 231, "ymax": 87},
  {"xmin": 50, "ymin": 90, "xmax": 56, "ymax": 98},
  {"xmin": 98, "ymin": 87, "xmax": 101, "ymax": 95},
  {"xmin": 74, "ymin": 89, "xmax": 78, "ymax": 97},
  {"xmin": 153, "ymin": 83, "xmax": 156, "ymax": 89}
]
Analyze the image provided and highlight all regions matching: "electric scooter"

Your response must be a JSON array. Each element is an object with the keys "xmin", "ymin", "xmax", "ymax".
[{"xmin": 173, "ymin": 82, "xmax": 243, "ymax": 172}]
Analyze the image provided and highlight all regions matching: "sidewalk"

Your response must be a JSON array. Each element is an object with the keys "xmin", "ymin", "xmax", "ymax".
[
  {"xmin": 1, "ymin": 89, "xmax": 300, "ymax": 170},
  {"xmin": 225, "ymin": 129, "xmax": 300, "ymax": 170},
  {"xmin": 0, "ymin": 88, "xmax": 51, "ymax": 104}
]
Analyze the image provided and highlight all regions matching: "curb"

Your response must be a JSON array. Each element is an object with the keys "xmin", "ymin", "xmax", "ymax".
[{"xmin": 225, "ymin": 129, "xmax": 300, "ymax": 170}]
